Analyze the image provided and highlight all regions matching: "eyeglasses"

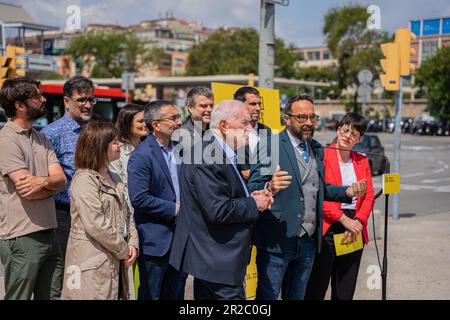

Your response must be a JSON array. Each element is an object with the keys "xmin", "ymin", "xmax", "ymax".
[
  {"xmin": 25, "ymin": 92, "xmax": 45, "ymax": 101},
  {"xmin": 156, "ymin": 114, "xmax": 181, "ymax": 122},
  {"xmin": 286, "ymin": 113, "xmax": 319, "ymax": 123},
  {"xmin": 68, "ymin": 96, "xmax": 98, "ymax": 107},
  {"xmin": 339, "ymin": 126, "xmax": 360, "ymax": 141}
]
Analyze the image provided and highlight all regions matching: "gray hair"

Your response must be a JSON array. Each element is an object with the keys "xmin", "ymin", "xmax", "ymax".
[
  {"xmin": 144, "ymin": 99, "xmax": 174, "ymax": 132},
  {"xmin": 210, "ymin": 100, "xmax": 246, "ymax": 129},
  {"xmin": 186, "ymin": 86, "xmax": 214, "ymax": 108}
]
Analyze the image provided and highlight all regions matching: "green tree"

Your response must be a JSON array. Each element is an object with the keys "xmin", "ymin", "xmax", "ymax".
[
  {"xmin": 186, "ymin": 28, "xmax": 295, "ymax": 78},
  {"xmin": 323, "ymin": 5, "xmax": 391, "ymax": 110},
  {"xmin": 66, "ymin": 30, "xmax": 163, "ymax": 78},
  {"xmin": 295, "ymin": 66, "xmax": 339, "ymax": 99},
  {"xmin": 415, "ymin": 46, "xmax": 450, "ymax": 120}
]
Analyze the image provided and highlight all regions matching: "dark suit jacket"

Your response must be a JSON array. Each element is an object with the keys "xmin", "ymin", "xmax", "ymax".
[
  {"xmin": 181, "ymin": 117, "xmax": 209, "ymax": 139},
  {"xmin": 247, "ymin": 129, "xmax": 351, "ymax": 254},
  {"xmin": 237, "ymin": 122, "xmax": 272, "ymax": 172},
  {"xmin": 127, "ymin": 134, "xmax": 178, "ymax": 257},
  {"xmin": 169, "ymin": 136, "xmax": 259, "ymax": 286}
]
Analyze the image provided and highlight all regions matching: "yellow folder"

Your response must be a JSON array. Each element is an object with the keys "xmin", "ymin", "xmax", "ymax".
[{"xmin": 333, "ymin": 233, "xmax": 363, "ymax": 256}]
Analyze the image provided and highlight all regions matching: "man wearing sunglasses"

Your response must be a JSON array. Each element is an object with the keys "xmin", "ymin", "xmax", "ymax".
[{"xmin": 41, "ymin": 76, "xmax": 96, "ymax": 259}]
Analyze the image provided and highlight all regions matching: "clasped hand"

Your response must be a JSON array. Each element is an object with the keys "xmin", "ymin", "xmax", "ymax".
[{"xmin": 251, "ymin": 189, "xmax": 274, "ymax": 212}]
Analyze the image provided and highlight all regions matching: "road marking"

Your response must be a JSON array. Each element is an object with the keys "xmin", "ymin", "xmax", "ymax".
[
  {"xmin": 402, "ymin": 172, "xmax": 425, "ymax": 178},
  {"xmin": 421, "ymin": 177, "xmax": 450, "ymax": 184},
  {"xmin": 373, "ymin": 183, "xmax": 450, "ymax": 193}
]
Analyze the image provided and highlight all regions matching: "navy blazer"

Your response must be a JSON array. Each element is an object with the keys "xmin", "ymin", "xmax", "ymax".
[
  {"xmin": 247, "ymin": 129, "xmax": 351, "ymax": 254},
  {"xmin": 169, "ymin": 136, "xmax": 259, "ymax": 286},
  {"xmin": 127, "ymin": 134, "xmax": 178, "ymax": 257}
]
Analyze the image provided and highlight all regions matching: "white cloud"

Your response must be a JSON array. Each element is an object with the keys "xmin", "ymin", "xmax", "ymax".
[{"xmin": 5, "ymin": 0, "xmax": 450, "ymax": 47}]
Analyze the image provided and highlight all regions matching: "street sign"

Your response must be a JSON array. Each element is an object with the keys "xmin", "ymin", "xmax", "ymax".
[
  {"xmin": 358, "ymin": 69, "xmax": 373, "ymax": 84},
  {"xmin": 27, "ymin": 55, "xmax": 59, "ymax": 73},
  {"xmin": 357, "ymin": 84, "xmax": 372, "ymax": 103},
  {"xmin": 264, "ymin": 0, "xmax": 289, "ymax": 6},
  {"xmin": 121, "ymin": 72, "xmax": 135, "ymax": 91}
]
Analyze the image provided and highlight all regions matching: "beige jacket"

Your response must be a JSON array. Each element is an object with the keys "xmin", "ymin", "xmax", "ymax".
[{"xmin": 61, "ymin": 169, "xmax": 139, "ymax": 300}]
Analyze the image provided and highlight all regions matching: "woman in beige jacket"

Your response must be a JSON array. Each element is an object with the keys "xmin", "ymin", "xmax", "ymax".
[{"xmin": 62, "ymin": 122, "xmax": 139, "ymax": 300}]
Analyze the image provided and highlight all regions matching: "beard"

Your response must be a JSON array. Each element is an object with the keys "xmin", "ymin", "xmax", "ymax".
[
  {"xmin": 289, "ymin": 124, "xmax": 315, "ymax": 142},
  {"xmin": 25, "ymin": 103, "xmax": 46, "ymax": 121}
]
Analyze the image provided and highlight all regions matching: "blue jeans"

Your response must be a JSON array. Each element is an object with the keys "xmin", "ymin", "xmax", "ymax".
[
  {"xmin": 255, "ymin": 234, "xmax": 316, "ymax": 300},
  {"xmin": 137, "ymin": 253, "xmax": 187, "ymax": 300}
]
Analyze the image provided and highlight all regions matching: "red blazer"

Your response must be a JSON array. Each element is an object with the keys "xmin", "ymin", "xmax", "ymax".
[{"xmin": 322, "ymin": 143, "xmax": 375, "ymax": 244}]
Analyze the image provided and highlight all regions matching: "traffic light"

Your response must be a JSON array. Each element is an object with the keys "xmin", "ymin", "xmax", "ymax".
[
  {"xmin": 379, "ymin": 42, "xmax": 400, "ymax": 91},
  {"xmin": 145, "ymin": 84, "xmax": 153, "ymax": 95},
  {"xmin": 395, "ymin": 27, "xmax": 416, "ymax": 76},
  {"xmin": 6, "ymin": 45, "xmax": 26, "ymax": 78},
  {"xmin": 247, "ymin": 73, "xmax": 255, "ymax": 86},
  {"xmin": 0, "ymin": 55, "xmax": 8, "ymax": 87}
]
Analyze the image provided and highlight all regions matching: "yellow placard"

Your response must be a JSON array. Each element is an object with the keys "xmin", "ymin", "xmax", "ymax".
[
  {"xmin": 333, "ymin": 233, "xmax": 363, "ymax": 256},
  {"xmin": 383, "ymin": 173, "xmax": 401, "ymax": 194},
  {"xmin": 244, "ymin": 246, "xmax": 258, "ymax": 299},
  {"xmin": 211, "ymin": 82, "xmax": 283, "ymax": 131}
]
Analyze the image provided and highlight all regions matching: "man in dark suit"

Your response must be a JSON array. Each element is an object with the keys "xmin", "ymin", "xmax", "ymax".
[
  {"xmin": 234, "ymin": 86, "xmax": 272, "ymax": 180},
  {"xmin": 169, "ymin": 100, "xmax": 273, "ymax": 300},
  {"xmin": 247, "ymin": 94, "xmax": 367, "ymax": 300},
  {"xmin": 128, "ymin": 100, "xmax": 187, "ymax": 300}
]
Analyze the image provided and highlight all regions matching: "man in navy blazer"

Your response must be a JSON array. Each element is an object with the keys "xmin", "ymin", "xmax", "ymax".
[
  {"xmin": 169, "ymin": 100, "xmax": 273, "ymax": 300},
  {"xmin": 128, "ymin": 100, "xmax": 187, "ymax": 300}
]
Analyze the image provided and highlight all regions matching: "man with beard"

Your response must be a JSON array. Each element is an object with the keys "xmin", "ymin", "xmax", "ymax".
[
  {"xmin": 128, "ymin": 100, "xmax": 187, "ymax": 300},
  {"xmin": 0, "ymin": 78, "xmax": 67, "ymax": 299},
  {"xmin": 42, "ymin": 76, "xmax": 96, "ymax": 258},
  {"xmin": 247, "ymin": 94, "xmax": 367, "ymax": 300}
]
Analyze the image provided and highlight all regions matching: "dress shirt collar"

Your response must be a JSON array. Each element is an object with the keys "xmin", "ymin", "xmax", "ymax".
[{"xmin": 212, "ymin": 131, "xmax": 237, "ymax": 164}]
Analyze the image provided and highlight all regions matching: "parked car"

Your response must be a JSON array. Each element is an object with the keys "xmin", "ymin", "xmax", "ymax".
[
  {"xmin": 367, "ymin": 119, "xmax": 384, "ymax": 132},
  {"xmin": 437, "ymin": 120, "xmax": 450, "ymax": 136},
  {"xmin": 353, "ymin": 134, "xmax": 387, "ymax": 176}
]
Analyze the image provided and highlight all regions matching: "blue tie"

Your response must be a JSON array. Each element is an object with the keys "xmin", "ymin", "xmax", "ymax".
[{"xmin": 298, "ymin": 142, "xmax": 309, "ymax": 164}]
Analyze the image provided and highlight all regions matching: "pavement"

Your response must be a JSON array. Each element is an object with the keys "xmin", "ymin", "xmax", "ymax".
[{"xmin": 2, "ymin": 210, "xmax": 450, "ymax": 300}]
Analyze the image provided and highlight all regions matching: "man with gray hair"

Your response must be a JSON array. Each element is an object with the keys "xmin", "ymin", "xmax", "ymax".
[
  {"xmin": 170, "ymin": 100, "xmax": 273, "ymax": 300},
  {"xmin": 128, "ymin": 100, "xmax": 187, "ymax": 300},
  {"xmin": 182, "ymin": 86, "xmax": 214, "ymax": 138}
]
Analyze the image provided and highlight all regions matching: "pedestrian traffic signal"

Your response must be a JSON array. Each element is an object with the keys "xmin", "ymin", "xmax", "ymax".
[
  {"xmin": 6, "ymin": 45, "xmax": 26, "ymax": 78},
  {"xmin": 379, "ymin": 42, "xmax": 400, "ymax": 91},
  {"xmin": 395, "ymin": 27, "xmax": 416, "ymax": 76}
]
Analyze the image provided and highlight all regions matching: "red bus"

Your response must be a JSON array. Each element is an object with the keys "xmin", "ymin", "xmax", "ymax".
[{"xmin": 37, "ymin": 83, "xmax": 131, "ymax": 126}]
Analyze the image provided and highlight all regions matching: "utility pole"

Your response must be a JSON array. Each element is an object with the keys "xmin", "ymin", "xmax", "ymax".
[{"xmin": 258, "ymin": 0, "xmax": 289, "ymax": 89}]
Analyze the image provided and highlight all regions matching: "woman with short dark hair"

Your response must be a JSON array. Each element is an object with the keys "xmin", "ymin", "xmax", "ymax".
[
  {"xmin": 306, "ymin": 112, "xmax": 375, "ymax": 300},
  {"xmin": 62, "ymin": 122, "xmax": 139, "ymax": 300}
]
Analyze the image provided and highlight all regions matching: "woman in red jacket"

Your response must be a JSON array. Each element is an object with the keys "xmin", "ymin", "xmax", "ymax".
[{"xmin": 305, "ymin": 112, "xmax": 374, "ymax": 300}]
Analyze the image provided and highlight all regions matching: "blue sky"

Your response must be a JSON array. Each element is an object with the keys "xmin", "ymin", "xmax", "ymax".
[{"xmin": 6, "ymin": 0, "xmax": 450, "ymax": 47}]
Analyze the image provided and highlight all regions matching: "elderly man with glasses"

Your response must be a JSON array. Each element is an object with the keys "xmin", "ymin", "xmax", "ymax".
[{"xmin": 41, "ymin": 76, "xmax": 97, "ymax": 259}]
